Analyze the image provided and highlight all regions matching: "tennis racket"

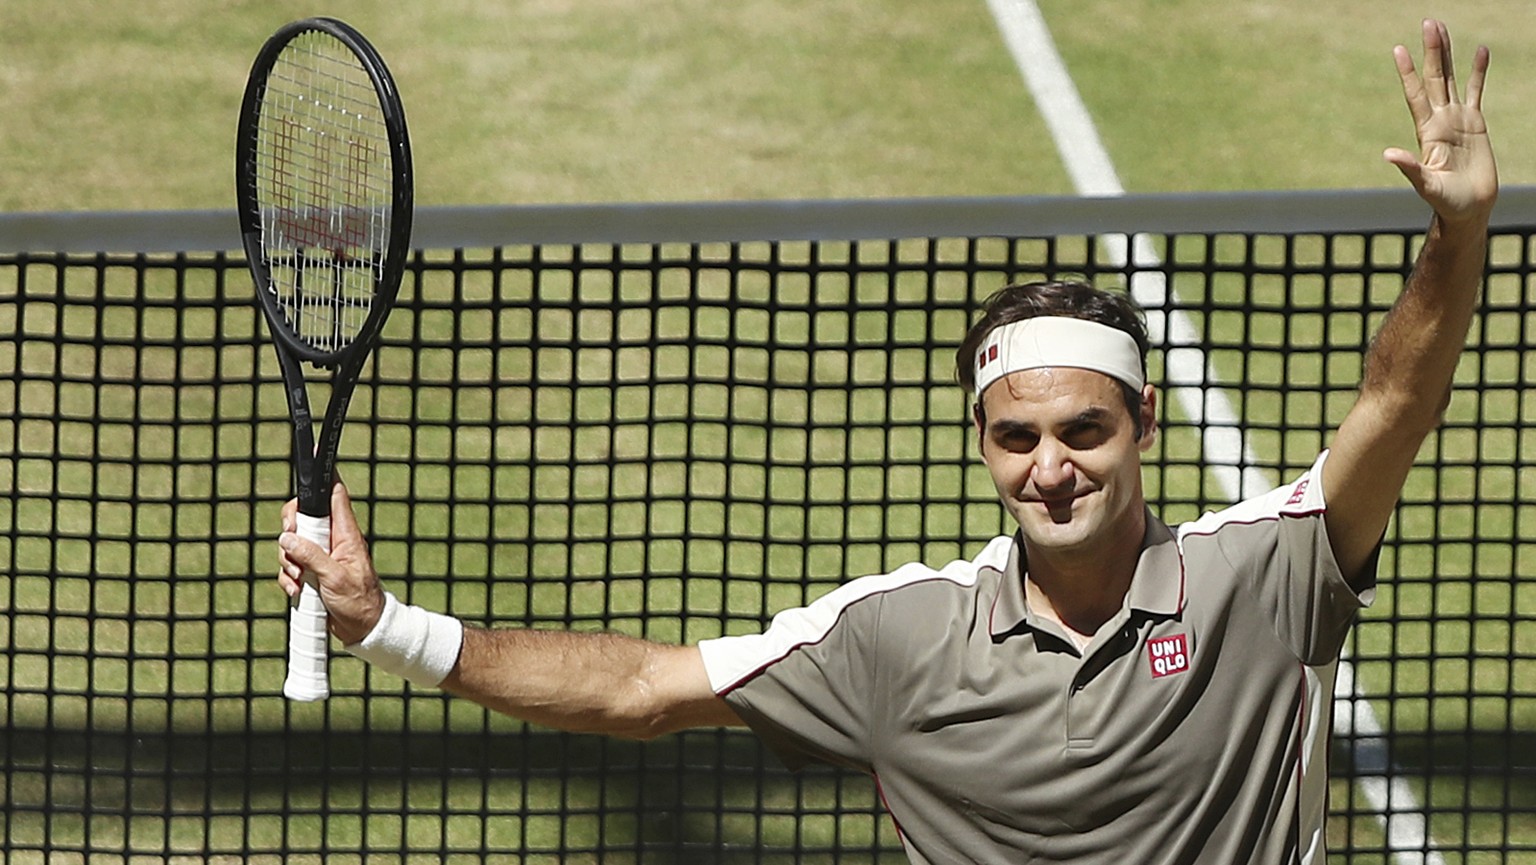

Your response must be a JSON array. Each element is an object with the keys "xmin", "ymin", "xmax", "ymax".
[{"xmin": 235, "ymin": 17, "xmax": 414, "ymax": 702}]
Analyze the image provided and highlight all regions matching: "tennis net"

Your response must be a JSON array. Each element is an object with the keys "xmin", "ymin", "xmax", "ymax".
[{"xmin": 1, "ymin": 189, "xmax": 1533, "ymax": 863}]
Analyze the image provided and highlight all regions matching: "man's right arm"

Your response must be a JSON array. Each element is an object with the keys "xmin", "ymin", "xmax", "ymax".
[
  {"xmin": 442, "ymin": 625, "xmax": 744, "ymax": 740},
  {"xmin": 276, "ymin": 480, "xmax": 745, "ymax": 740}
]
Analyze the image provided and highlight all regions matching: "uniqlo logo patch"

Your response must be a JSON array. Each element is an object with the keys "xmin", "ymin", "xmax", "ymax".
[
  {"xmin": 1148, "ymin": 634, "xmax": 1190, "ymax": 679},
  {"xmin": 1285, "ymin": 478, "xmax": 1310, "ymax": 507}
]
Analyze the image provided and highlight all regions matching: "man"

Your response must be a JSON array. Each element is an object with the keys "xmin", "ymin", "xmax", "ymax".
[{"xmin": 276, "ymin": 19, "xmax": 1496, "ymax": 864}]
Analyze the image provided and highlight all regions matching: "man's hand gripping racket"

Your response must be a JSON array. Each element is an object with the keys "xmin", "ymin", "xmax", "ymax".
[{"xmin": 277, "ymin": 479, "xmax": 386, "ymax": 647}]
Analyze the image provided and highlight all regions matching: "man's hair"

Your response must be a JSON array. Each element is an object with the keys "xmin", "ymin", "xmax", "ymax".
[{"xmin": 957, "ymin": 280, "xmax": 1152, "ymax": 434}]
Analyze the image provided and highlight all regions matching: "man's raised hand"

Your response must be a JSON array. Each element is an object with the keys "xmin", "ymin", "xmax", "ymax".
[{"xmin": 1384, "ymin": 18, "xmax": 1497, "ymax": 225}]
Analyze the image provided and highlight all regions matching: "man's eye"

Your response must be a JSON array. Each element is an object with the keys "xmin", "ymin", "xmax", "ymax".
[
  {"xmin": 1002, "ymin": 431, "xmax": 1037, "ymax": 449},
  {"xmin": 1066, "ymin": 424, "xmax": 1108, "ymax": 446}
]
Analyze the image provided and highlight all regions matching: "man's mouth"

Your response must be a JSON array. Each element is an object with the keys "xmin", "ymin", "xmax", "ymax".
[{"xmin": 1027, "ymin": 488, "xmax": 1094, "ymax": 517}]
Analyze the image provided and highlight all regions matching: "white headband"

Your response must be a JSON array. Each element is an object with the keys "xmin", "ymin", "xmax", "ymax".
[{"xmin": 973, "ymin": 316, "xmax": 1145, "ymax": 395}]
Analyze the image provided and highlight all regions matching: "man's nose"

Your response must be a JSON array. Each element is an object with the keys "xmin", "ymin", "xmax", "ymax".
[{"xmin": 1029, "ymin": 438, "xmax": 1076, "ymax": 493}]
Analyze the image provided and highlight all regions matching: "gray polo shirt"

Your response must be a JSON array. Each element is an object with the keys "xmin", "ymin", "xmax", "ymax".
[{"xmin": 697, "ymin": 451, "xmax": 1374, "ymax": 865}]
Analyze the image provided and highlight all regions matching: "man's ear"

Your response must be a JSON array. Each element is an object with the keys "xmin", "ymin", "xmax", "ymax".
[
  {"xmin": 972, "ymin": 402, "xmax": 985, "ymax": 435},
  {"xmin": 972, "ymin": 401, "xmax": 991, "ymax": 458},
  {"xmin": 1137, "ymin": 384, "xmax": 1158, "ymax": 452}
]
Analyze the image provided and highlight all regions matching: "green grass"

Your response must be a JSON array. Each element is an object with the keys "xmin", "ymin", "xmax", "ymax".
[
  {"xmin": 5, "ymin": 2, "xmax": 1536, "ymax": 212},
  {"xmin": 0, "ymin": 0, "xmax": 1064, "ymax": 211},
  {"xmin": 1037, "ymin": 0, "xmax": 1536, "ymax": 194}
]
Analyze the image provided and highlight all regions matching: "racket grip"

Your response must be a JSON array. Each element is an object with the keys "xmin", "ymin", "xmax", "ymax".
[{"xmin": 283, "ymin": 513, "xmax": 332, "ymax": 701}]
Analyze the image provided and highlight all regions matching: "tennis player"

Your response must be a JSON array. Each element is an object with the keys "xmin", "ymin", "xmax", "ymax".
[{"xmin": 276, "ymin": 19, "xmax": 1495, "ymax": 864}]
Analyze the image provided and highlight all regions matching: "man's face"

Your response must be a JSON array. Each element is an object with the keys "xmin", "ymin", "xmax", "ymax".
[{"xmin": 975, "ymin": 368, "xmax": 1156, "ymax": 555}]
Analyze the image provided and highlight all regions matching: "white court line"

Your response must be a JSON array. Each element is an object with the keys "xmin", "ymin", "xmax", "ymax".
[{"xmin": 983, "ymin": 1, "xmax": 1442, "ymax": 861}]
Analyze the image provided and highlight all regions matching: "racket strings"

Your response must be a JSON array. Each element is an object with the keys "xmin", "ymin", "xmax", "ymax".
[{"xmin": 255, "ymin": 30, "xmax": 393, "ymax": 354}]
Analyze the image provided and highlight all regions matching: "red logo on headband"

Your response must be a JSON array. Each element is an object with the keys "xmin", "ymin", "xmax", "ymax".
[{"xmin": 978, "ymin": 344, "xmax": 999, "ymax": 369}]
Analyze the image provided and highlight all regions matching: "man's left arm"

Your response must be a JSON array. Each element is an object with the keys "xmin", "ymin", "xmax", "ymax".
[{"xmin": 1324, "ymin": 19, "xmax": 1498, "ymax": 587}]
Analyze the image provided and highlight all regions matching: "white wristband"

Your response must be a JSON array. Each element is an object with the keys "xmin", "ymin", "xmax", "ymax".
[{"xmin": 344, "ymin": 592, "xmax": 464, "ymax": 689}]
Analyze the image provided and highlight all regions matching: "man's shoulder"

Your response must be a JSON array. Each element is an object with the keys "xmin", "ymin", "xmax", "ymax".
[
  {"xmin": 698, "ymin": 537, "xmax": 1013, "ymax": 695},
  {"xmin": 850, "ymin": 535, "xmax": 1013, "ymax": 617},
  {"xmin": 1174, "ymin": 452, "xmax": 1331, "ymax": 544}
]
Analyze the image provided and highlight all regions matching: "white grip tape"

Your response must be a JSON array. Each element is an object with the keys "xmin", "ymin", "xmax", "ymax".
[
  {"xmin": 283, "ymin": 513, "xmax": 332, "ymax": 702},
  {"xmin": 345, "ymin": 592, "xmax": 464, "ymax": 689}
]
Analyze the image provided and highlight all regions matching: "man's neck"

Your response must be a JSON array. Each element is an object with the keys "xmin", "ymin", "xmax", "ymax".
[{"xmin": 1022, "ymin": 508, "xmax": 1148, "ymax": 643}]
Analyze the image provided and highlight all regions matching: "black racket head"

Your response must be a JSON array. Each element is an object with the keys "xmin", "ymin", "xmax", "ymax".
[{"xmin": 235, "ymin": 17, "xmax": 413, "ymax": 368}]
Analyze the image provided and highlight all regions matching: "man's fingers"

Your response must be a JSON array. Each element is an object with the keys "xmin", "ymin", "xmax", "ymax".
[
  {"xmin": 1393, "ymin": 45, "xmax": 1432, "ymax": 129},
  {"xmin": 1436, "ymin": 20, "xmax": 1457, "ymax": 103},
  {"xmin": 1465, "ymin": 45, "xmax": 1489, "ymax": 110},
  {"xmin": 276, "ymin": 485, "xmax": 361, "ymax": 594},
  {"xmin": 1383, "ymin": 148, "xmax": 1426, "ymax": 193},
  {"xmin": 328, "ymin": 478, "xmax": 363, "ymax": 541},
  {"xmin": 275, "ymin": 501, "xmax": 305, "ymax": 597},
  {"xmin": 279, "ymin": 530, "xmax": 336, "ymax": 581},
  {"xmin": 1420, "ymin": 19, "xmax": 1448, "ymax": 106},
  {"xmin": 279, "ymin": 529, "xmax": 317, "ymax": 558},
  {"xmin": 277, "ymin": 566, "xmax": 303, "ymax": 598},
  {"xmin": 1382, "ymin": 147, "xmax": 1419, "ymax": 170}
]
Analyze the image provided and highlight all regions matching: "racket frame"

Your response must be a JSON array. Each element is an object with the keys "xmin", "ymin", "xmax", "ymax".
[{"xmin": 235, "ymin": 17, "xmax": 413, "ymax": 699}]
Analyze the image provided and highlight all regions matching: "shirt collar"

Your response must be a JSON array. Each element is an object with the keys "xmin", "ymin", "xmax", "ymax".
[{"xmin": 987, "ymin": 508, "xmax": 1186, "ymax": 640}]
